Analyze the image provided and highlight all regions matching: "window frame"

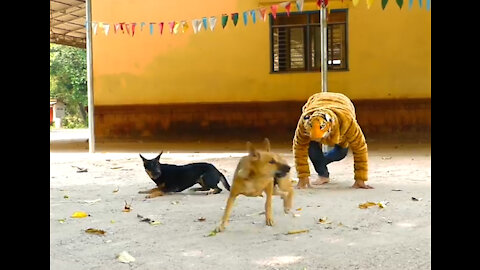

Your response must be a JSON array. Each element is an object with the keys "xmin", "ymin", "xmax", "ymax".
[{"xmin": 269, "ymin": 9, "xmax": 349, "ymax": 74}]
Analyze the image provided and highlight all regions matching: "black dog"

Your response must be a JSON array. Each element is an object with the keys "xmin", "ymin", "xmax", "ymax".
[{"xmin": 139, "ymin": 151, "xmax": 230, "ymax": 198}]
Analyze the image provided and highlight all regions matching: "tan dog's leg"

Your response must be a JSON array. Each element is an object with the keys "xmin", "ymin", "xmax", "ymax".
[
  {"xmin": 138, "ymin": 187, "xmax": 159, "ymax": 194},
  {"xmin": 276, "ymin": 180, "xmax": 294, "ymax": 214},
  {"xmin": 146, "ymin": 189, "xmax": 165, "ymax": 198},
  {"xmin": 215, "ymin": 193, "xmax": 238, "ymax": 232},
  {"xmin": 264, "ymin": 182, "xmax": 274, "ymax": 226}
]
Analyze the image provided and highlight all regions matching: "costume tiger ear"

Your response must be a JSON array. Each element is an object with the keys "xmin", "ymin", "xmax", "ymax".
[{"xmin": 324, "ymin": 113, "xmax": 332, "ymax": 123}]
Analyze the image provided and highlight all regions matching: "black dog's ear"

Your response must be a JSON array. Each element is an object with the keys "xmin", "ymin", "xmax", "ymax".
[
  {"xmin": 139, "ymin": 154, "xmax": 147, "ymax": 161},
  {"xmin": 155, "ymin": 151, "xmax": 163, "ymax": 161}
]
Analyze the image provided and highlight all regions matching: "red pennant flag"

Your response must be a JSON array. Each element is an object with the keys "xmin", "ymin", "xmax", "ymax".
[
  {"xmin": 125, "ymin": 23, "xmax": 130, "ymax": 35},
  {"xmin": 285, "ymin": 2, "xmax": 292, "ymax": 17},
  {"xmin": 159, "ymin": 22, "xmax": 164, "ymax": 35},
  {"xmin": 131, "ymin": 23, "xmax": 136, "ymax": 37},
  {"xmin": 119, "ymin": 22, "xmax": 125, "ymax": 34},
  {"xmin": 168, "ymin": 21, "xmax": 175, "ymax": 34},
  {"xmin": 271, "ymin": 5, "xmax": 278, "ymax": 20},
  {"xmin": 259, "ymin": 8, "xmax": 267, "ymax": 21}
]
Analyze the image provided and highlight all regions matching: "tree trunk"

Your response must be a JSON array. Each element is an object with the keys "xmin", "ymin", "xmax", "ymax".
[{"xmin": 78, "ymin": 103, "xmax": 88, "ymax": 125}]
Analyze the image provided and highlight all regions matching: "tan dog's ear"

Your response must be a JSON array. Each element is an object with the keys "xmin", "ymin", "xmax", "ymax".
[
  {"xmin": 247, "ymin": 141, "xmax": 260, "ymax": 160},
  {"xmin": 263, "ymin": 138, "xmax": 271, "ymax": 152}
]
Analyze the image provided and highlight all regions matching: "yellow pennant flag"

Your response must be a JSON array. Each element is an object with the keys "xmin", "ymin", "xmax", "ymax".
[
  {"xmin": 173, "ymin": 22, "xmax": 180, "ymax": 34},
  {"xmin": 367, "ymin": 0, "xmax": 375, "ymax": 9},
  {"xmin": 352, "ymin": 0, "xmax": 360, "ymax": 6},
  {"xmin": 181, "ymin": 21, "xmax": 189, "ymax": 33}
]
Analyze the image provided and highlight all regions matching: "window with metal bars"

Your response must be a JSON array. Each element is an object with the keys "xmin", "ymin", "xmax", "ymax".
[{"xmin": 270, "ymin": 10, "xmax": 348, "ymax": 73}]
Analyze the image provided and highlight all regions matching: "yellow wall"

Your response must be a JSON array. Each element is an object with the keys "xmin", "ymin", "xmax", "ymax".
[{"xmin": 92, "ymin": 0, "xmax": 431, "ymax": 105}]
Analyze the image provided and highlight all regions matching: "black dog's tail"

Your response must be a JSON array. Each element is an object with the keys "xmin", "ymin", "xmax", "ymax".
[{"xmin": 219, "ymin": 172, "xmax": 231, "ymax": 191}]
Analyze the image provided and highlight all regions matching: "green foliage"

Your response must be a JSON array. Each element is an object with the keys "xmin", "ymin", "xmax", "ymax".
[{"xmin": 50, "ymin": 44, "xmax": 88, "ymax": 127}]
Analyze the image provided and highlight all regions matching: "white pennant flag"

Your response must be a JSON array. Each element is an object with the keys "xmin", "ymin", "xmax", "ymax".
[
  {"xmin": 92, "ymin": 22, "xmax": 98, "ymax": 35},
  {"xmin": 192, "ymin": 19, "xmax": 202, "ymax": 34},
  {"xmin": 296, "ymin": 0, "xmax": 304, "ymax": 11},
  {"xmin": 209, "ymin": 16, "xmax": 217, "ymax": 31},
  {"xmin": 103, "ymin": 24, "xmax": 110, "ymax": 36}
]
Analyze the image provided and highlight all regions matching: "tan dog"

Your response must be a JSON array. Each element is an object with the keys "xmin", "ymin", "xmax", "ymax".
[{"xmin": 215, "ymin": 138, "xmax": 294, "ymax": 232}]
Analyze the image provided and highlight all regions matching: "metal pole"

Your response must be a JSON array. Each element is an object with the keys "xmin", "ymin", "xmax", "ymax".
[
  {"xmin": 320, "ymin": 3, "xmax": 328, "ymax": 93},
  {"xmin": 320, "ymin": 3, "xmax": 330, "ymax": 153},
  {"xmin": 86, "ymin": 0, "xmax": 95, "ymax": 153}
]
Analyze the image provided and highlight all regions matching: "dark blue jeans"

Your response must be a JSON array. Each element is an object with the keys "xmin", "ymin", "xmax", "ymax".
[{"xmin": 308, "ymin": 141, "xmax": 348, "ymax": 178}]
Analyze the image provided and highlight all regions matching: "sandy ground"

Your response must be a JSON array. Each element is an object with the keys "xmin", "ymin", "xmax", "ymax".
[{"xmin": 50, "ymin": 134, "xmax": 431, "ymax": 270}]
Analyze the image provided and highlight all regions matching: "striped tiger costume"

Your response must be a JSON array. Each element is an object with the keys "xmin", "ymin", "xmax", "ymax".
[{"xmin": 293, "ymin": 92, "xmax": 368, "ymax": 185}]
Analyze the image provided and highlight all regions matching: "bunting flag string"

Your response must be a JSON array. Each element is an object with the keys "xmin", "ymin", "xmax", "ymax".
[
  {"xmin": 296, "ymin": 0, "xmax": 304, "ymax": 11},
  {"xmin": 91, "ymin": 0, "xmax": 430, "ymax": 38},
  {"xmin": 382, "ymin": 0, "xmax": 388, "ymax": 9},
  {"xmin": 202, "ymin": 17, "xmax": 208, "ymax": 30},
  {"xmin": 149, "ymin": 23, "xmax": 154, "ymax": 35},
  {"xmin": 243, "ymin": 11, "xmax": 248, "ymax": 26},
  {"xmin": 209, "ymin": 16, "xmax": 217, "ymax": 31},
  {"xmin": 396, "ymin": 0, "xmax": 403, "ymax": 9},
  {"xmin": 221, "ymin": 14, "xmax": 228, "ymax": 29},
  {"xmin": 250, "ymin": 10, "xmax": 257, "ymax": 24},
  {"xmin": 259, "ymin": 8, "xmax": 267, "ymax": 21},
  {"xmin": 168, "ymin": 21, "xmax": 175, "ymax": 34},
  {"xmin": 366, "ymin": 0, "xmax": 374, "ymax": 9},
  {"xmin": 231, "ymin": 13, "xmax": 239, "ymax": 26},
  {"xmin": 271, "ymin": 5, "xmax": 278, "ymax": 20},
  {"xmin": 103, "ymin": 24, "xmax": 110, "ymax": 36},
  {"xmin": 159, "ymin": 22, "xmax": 164, "ymax": 35}
]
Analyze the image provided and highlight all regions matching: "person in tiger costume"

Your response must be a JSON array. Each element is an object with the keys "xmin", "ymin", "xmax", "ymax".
[{"xmin": 293, "ymin": 91, "xmax": 372, "ymax": 189}]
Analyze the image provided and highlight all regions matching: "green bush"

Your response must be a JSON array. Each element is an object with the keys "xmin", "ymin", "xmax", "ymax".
[{"xmin": 62, "ymin": 115, "xmax": 87, "ymax": 129}]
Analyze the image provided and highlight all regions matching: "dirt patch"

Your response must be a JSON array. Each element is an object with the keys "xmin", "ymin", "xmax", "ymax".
[{"xmin": 50, "ymin": 141, "xmax": 431, "ymax": 269}]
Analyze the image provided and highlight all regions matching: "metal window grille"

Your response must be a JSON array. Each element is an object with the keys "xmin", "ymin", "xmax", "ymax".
[{"xmin": 271, "ymin": 10, "xmax": 348, "ymax": 73}]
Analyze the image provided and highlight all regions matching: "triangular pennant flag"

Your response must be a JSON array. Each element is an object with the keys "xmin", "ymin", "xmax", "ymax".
[
  {"xmin": 159, "ymin": 22, "xmax": 164, "ymax": 35},
  {"xmin": 140, "ymin": 22, "xmax": 146, "ymax": 31},
  {"xmin": 231, "ymin": 13, "xmax": 239, "ymax": 26},
  {"xmin": 243, "ymin": 11, "xmax": 248, "ymax": 26},
  {"xmin": 221, "ymin": 14, "xmax": 228, "ymax": 28},
  {"xmin": 259, "ymin": 8, "xmax": 267, "ymax": 22},
  {"xmin": 418, "ymin": 0, "xmax": 423, "ymax": 8},
  {"xmin": 324, "ymin": 0, "xmax": 329, "ymax": 6},
  {"xmin": 119, "ymin": 23, "xmax": 125, "ymax": 34},
  {"xmin": 366, "ymin": 0, "xmax": 375, "ymax": 9},
  {"xmin": 103, "ymin": 24, "xmax": 110, "ymax": 36},
  {"xmin": 192, "ymin": 19, "xmax": 202, "ymax": 34},
  {"xmin": 131, "ymin": 23, "xmax": 136, "ymax": 37},
  {"xmin": 173, "ymin": 22, "xmax": 180, "ymax": 34},
  {"xmin": 285, "ymin": 2, "xmax": 292, "ymax": 16},
  {"xmin": 426, "ymin": 0, "xmax": 430, "ymax": 10},
  {"xmin": 250, "ymin": 10, "xmax": 257, "ymax": 24},
  {"xmin": 209, "ymin": 16, "xmax": 217, "ymax": 31},
  {"xmin": 271, "ymin": 5, "xmax": 278, "ymax": 20},
  {"xmin": 168, "ymin": 21, "xmax": 175, "ymax": 34},
  {"xmin": 382, "ymin": 0, "xmax": 389, "ymax": 9},
  {"xmin": 114, "ymin": 23, "xmax": 120, "ymax": 34},
  {"xmin": 408, "ymin": 0, "xmax": 413, "ymax": 9},
  {"xmin": 98, "ymin": 22, "xmax": 104, "ymax": 34},
  {"xmin": 396, "ymin": 0, "xmax": 403, "ymax": 9},
  {"xmin": 352, "ymin": 0, "xmax": 360, "ymax": 7},
  {"xmin": 181, "ymin": 21, "xmax": 189, "ymax": 33},
  {"xmin": 316, "ymin": 0, "xmax": 321, "ymax": 9},
  {"xmin": 125, "ymin": 23, "xmax": 131, "ymax": 35},
  {"xmin": 202, "ymin": 17, "xmax": 208, "ymax": 30},
  {"xmin": 149, "ymin": 23, "xmax": 154, "ymax": 35},
  {"xmin": 296, "ymin": 0, "xmax": 304, "ymax": 11},
  {"xmin": 92, "ymin": 22, "xmax": 98, "ymax": 35}
]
